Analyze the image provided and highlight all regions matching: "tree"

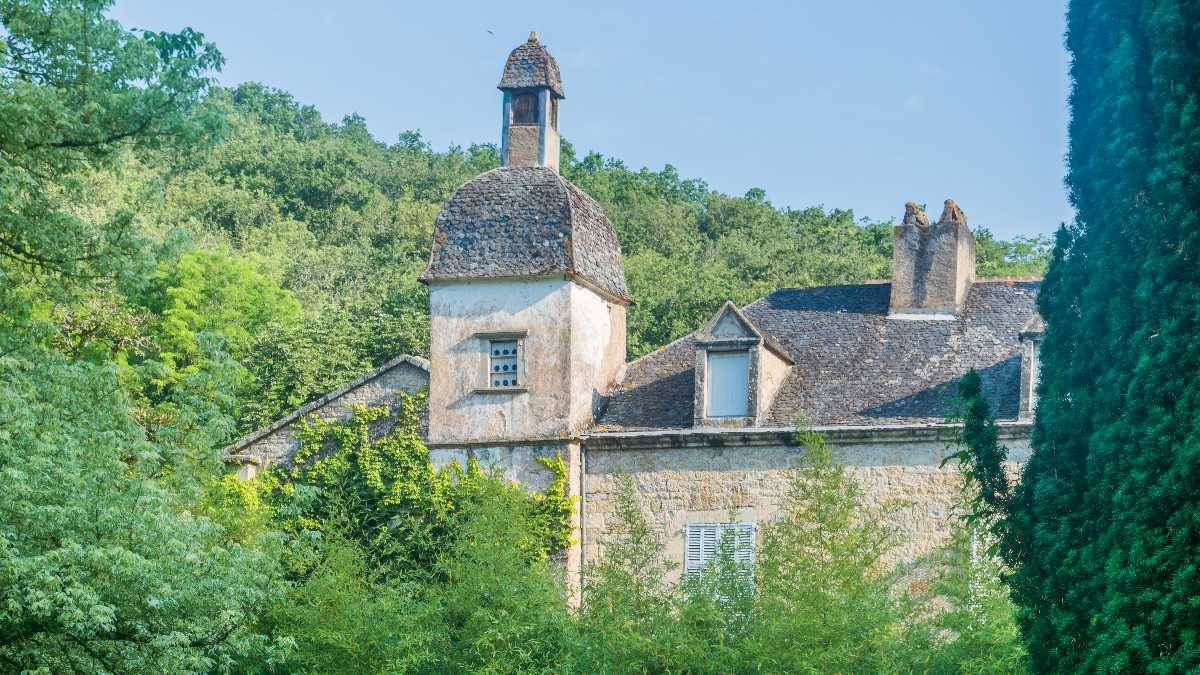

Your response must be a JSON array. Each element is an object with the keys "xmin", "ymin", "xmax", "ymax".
[
  {"xmin": 0, "ymin": 0, "xmax": 222, "ymax": 289},
  {"xmin": 0, "ymin": 349, "xmax": 291, "ymax": 673},
  {"xmin": 983, "ymin": 1, "xmax": 1200, "ymax": 669}
]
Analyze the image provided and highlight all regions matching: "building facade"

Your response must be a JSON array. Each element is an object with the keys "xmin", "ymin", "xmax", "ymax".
[{"xmin": 226, "ymin": 34, "xmax": 1043, "ymax": 587}]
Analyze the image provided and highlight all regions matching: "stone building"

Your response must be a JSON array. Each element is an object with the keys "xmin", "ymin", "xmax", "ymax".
[{"xmin": 226, "ymin": 33, "xmax": 1043, "ymax": 587}]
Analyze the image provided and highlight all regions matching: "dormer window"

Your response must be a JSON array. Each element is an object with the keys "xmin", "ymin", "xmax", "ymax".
[
  {"xmin": 512, "ymin": 92, "xmax": 538, "ymax": 125},
  {"xmin": 706, "ymin": 350, "xmax": 750, "ymax": 417},
  {"xmin": 693, "ymin": 301, "xmax": 794, "ymax": 427}
]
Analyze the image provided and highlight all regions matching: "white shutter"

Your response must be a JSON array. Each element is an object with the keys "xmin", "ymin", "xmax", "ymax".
[
  {"xmin": 733, "ymin": 523, "xmax": 755, "ymax": 567},
  {"xmin": 685, "ymin": 524, "xmax": 719, "ymax": 576},
  {"xmin": 707, "ymin": 350, "xmax": 750, "ymax": 417},
  {"xmin": 685, "ymin": 522, "xmax": 755, "ymax": 577}
]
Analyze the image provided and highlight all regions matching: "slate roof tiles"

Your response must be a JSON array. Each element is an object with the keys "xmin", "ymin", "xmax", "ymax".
[
  {"xmin": 595, "ymin": 280, "xmax": 1040, "ymax": 431},
  {"xmin": 421, "ymin": 166, "xmax": 630, "ymax": 303},
  {"xmin": 498, "ymin": 33, "xmax": 564, "ymax": 98}
]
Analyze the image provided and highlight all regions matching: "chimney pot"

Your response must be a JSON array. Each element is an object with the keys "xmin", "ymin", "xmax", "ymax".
[
  {"xmin": 903, "ymin": 202, "xmax": 930, "ymax": 227},
  {"xmin": 938, "ymin": 199, "xmax": 967, "ymax": 226}
]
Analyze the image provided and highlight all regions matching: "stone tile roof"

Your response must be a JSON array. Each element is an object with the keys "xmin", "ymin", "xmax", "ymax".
[
  {"xmin": 595, "ymin": 279, "xmax": 1040, "ymax": 431},
  {"xmin": 498, "ymin": 33, "xmax": 564, "ymax": 98},
  {"xmin": 421, "ymin": 166, "xmax": 630, "ymax": 303}
]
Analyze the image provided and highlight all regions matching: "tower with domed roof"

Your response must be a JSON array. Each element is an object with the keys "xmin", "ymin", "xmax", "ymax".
[{"xmin": 421, "ymin": 34, "xmax": 629, "ymax": 449}]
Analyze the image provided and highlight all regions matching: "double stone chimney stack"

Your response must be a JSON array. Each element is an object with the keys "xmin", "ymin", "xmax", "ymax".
[{"xmin": 889, "ymin": 199, "xmax": 977, "ymax": 317}]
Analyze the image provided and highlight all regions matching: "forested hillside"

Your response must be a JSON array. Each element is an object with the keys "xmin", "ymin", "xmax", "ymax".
[{"xmin": 114, "ymin": 83, "xmax": 1051, "ymax": 435}]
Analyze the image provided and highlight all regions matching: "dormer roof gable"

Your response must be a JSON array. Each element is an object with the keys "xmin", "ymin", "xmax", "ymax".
[{"xmin": 696, "ymin": 301, "xmax": 793, "ymax": 363}]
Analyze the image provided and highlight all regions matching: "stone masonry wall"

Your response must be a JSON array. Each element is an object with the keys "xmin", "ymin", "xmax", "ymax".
[
  {"xmin": 582, "ymin": 430, "xmax": 1031, "ymax": 585},
  {"xmin": 231, "ymin": 360, "xmax": 429, "ymax": 467}
]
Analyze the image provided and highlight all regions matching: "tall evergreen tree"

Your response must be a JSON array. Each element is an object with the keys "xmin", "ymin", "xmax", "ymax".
[{"xmin": 998, "ymin": 1, "xmax": 1200, "ymax": 670}]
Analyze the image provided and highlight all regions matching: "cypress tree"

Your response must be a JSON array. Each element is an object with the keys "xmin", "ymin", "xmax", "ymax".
[{"xmin": 999, "ymin": 0, "xmax": 1200, "ymax": 670}]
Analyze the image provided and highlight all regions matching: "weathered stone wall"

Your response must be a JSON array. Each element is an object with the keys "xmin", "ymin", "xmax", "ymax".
[
  {"xmin": 567, "ymin": 282, "xmax": 626, "ymax": 430},
  {"xmin": 755, "ymin": 343, "xmax": 790, "ymax": 418},
  {"xmin": 428, "ymin": 278, "xmax": 626, "ymax": 445},
  {"xmin": 428, "ymin": 278, "xmax": 573, "ymax": 444},
  {"xmin": 581, "ymin": 427, "xmax": 1031, "ymax": 585},
  {"xmin": 505, "ymin": 124, "xmax": 540, "ymax": 168},
  {"xmin": 230, "ymin": 360, "xmax": 429, "ymax": 467}
]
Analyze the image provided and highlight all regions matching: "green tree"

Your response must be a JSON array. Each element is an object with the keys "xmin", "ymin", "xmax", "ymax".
[
  {"xmin": 140, "ymin": 249, "xmax": 301, "ymax": 372},
  {"xmin": 0, "ymin": 0, "xmax": 222, "ymax": 294},
  {"xmin": 271, "ymin": 396, "xmax": 574, "ymax": 582},
  {"xmin": 974, "ymin": 1, "xmax": 1200, "ymax": 670},
  {"xmin": 0, "ymin": 349, "xmax": 292, "ymax": 673}
]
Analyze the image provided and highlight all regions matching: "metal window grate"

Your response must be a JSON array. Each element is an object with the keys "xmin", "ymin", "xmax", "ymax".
[{"xmin": 488, "ymin": 339, "xmax": 520, "ymax": 388}]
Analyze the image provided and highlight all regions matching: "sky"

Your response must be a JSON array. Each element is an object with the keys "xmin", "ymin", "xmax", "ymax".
[{"xmin": 109, "ymin": 1, "xmax": 1072, "ymax": 239}]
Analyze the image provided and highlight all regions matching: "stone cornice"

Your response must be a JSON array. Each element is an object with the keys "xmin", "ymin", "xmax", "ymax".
[{"xmin": 582, "ymin": 421, "xmax": 1033, "ymax": 451}]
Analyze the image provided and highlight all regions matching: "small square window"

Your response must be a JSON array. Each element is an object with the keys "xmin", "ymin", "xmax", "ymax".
[{"xmin": 488, "ymin": 339, "xmax": 521, "ymax": 388}]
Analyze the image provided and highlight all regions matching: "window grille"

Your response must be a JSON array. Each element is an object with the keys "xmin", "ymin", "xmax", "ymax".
[
  {"xmin": 684, "ymin": 522, "xmax": 755, "ymax": 577},
  {"xmin": 488, "ymin": 339, "xmax": 520, "ymax": 388}
]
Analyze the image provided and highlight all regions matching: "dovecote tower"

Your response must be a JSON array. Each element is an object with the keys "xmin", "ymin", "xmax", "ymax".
[
  {"xmin": 499, "ymin": 32, "xmax": 564, "ymax": 171},
  {"xmin": 421, "ymin": 34, "xmax": 629, "ymax": 447}
]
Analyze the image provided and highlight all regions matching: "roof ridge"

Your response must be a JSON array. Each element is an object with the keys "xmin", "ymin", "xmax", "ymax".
[
  {"xmin": 222, "ymin": 354, "xmax": 429, "ymax": 456},
  {"xmin": 555, "ymin": 170, "xmax": 578, "ymax": 273}
]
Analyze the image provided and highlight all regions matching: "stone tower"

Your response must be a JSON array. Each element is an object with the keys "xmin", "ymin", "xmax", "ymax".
[
  {"xmin": 889, "ymin": 200, "xmax": 977, "ymax": 317},
  {"xmin": 420, "ymin": 34, "xmax": 629, "ymax": 448},
  {"xmin": 499, "ymin": 32, "xmax": 563, "ymax": 171}
]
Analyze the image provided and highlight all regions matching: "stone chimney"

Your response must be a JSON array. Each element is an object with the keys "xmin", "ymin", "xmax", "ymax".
[{"xmin": 889, "ymin": 199, "xmax": 976, "ymax": 317}]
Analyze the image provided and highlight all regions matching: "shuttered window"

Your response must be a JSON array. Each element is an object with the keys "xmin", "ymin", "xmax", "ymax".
[
  {"xmin": 706, "ymin": 350, "xmax": 750, "ymax": 417},
  {"xmin": 684, "ymin": 522, "xmax": 755, "ymax": 577}
]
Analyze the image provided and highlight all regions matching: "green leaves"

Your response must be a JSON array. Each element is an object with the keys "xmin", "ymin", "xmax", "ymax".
[
  {"xmin": 0, "ymin": 0, "xmax": 222, "ymax": 285},
  {"xmin": 994, "ymin": 1, "xmax": 1200, "ymax": 670},
  {"xmin": 274, "ymin": 397, "xmax": 575, "ymax": 583},
  {"xmin": 0, "ymin": 346, "xmax": 290, "ymax": 672}
]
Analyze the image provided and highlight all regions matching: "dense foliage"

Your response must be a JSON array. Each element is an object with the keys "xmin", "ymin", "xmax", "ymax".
[
  {"xmin": 268, "ymin": 395, "xmax": 575, "ymax": 582},
  {"xmin": 1, "ymin": 1, "xmax": 1044, "ymax": 671},
  {"xmin": 942, "ymin": 1, "xmax": 1200, "ymax": 671}
]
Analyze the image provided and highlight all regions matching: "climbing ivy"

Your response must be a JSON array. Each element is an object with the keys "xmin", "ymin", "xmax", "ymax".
[{"xmin": 263, "ymin": 392, "xmax": 575, "ymax": 581}]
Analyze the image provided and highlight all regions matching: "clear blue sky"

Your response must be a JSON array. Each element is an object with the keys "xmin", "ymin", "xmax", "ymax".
[{"xmin": 110, "ymin": 1, "xmax": 1072, "ymax": 238}]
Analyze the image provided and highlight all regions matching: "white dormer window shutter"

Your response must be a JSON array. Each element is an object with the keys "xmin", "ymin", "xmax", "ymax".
[{"xmin": 706, "ymin": 350, "xmax": 750, "ymax": 417}]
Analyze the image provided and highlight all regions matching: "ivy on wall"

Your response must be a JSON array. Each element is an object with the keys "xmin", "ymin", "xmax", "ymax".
[{"xmin": 231, "ymin": 393, "xmax": 575, "ymax": 581}]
